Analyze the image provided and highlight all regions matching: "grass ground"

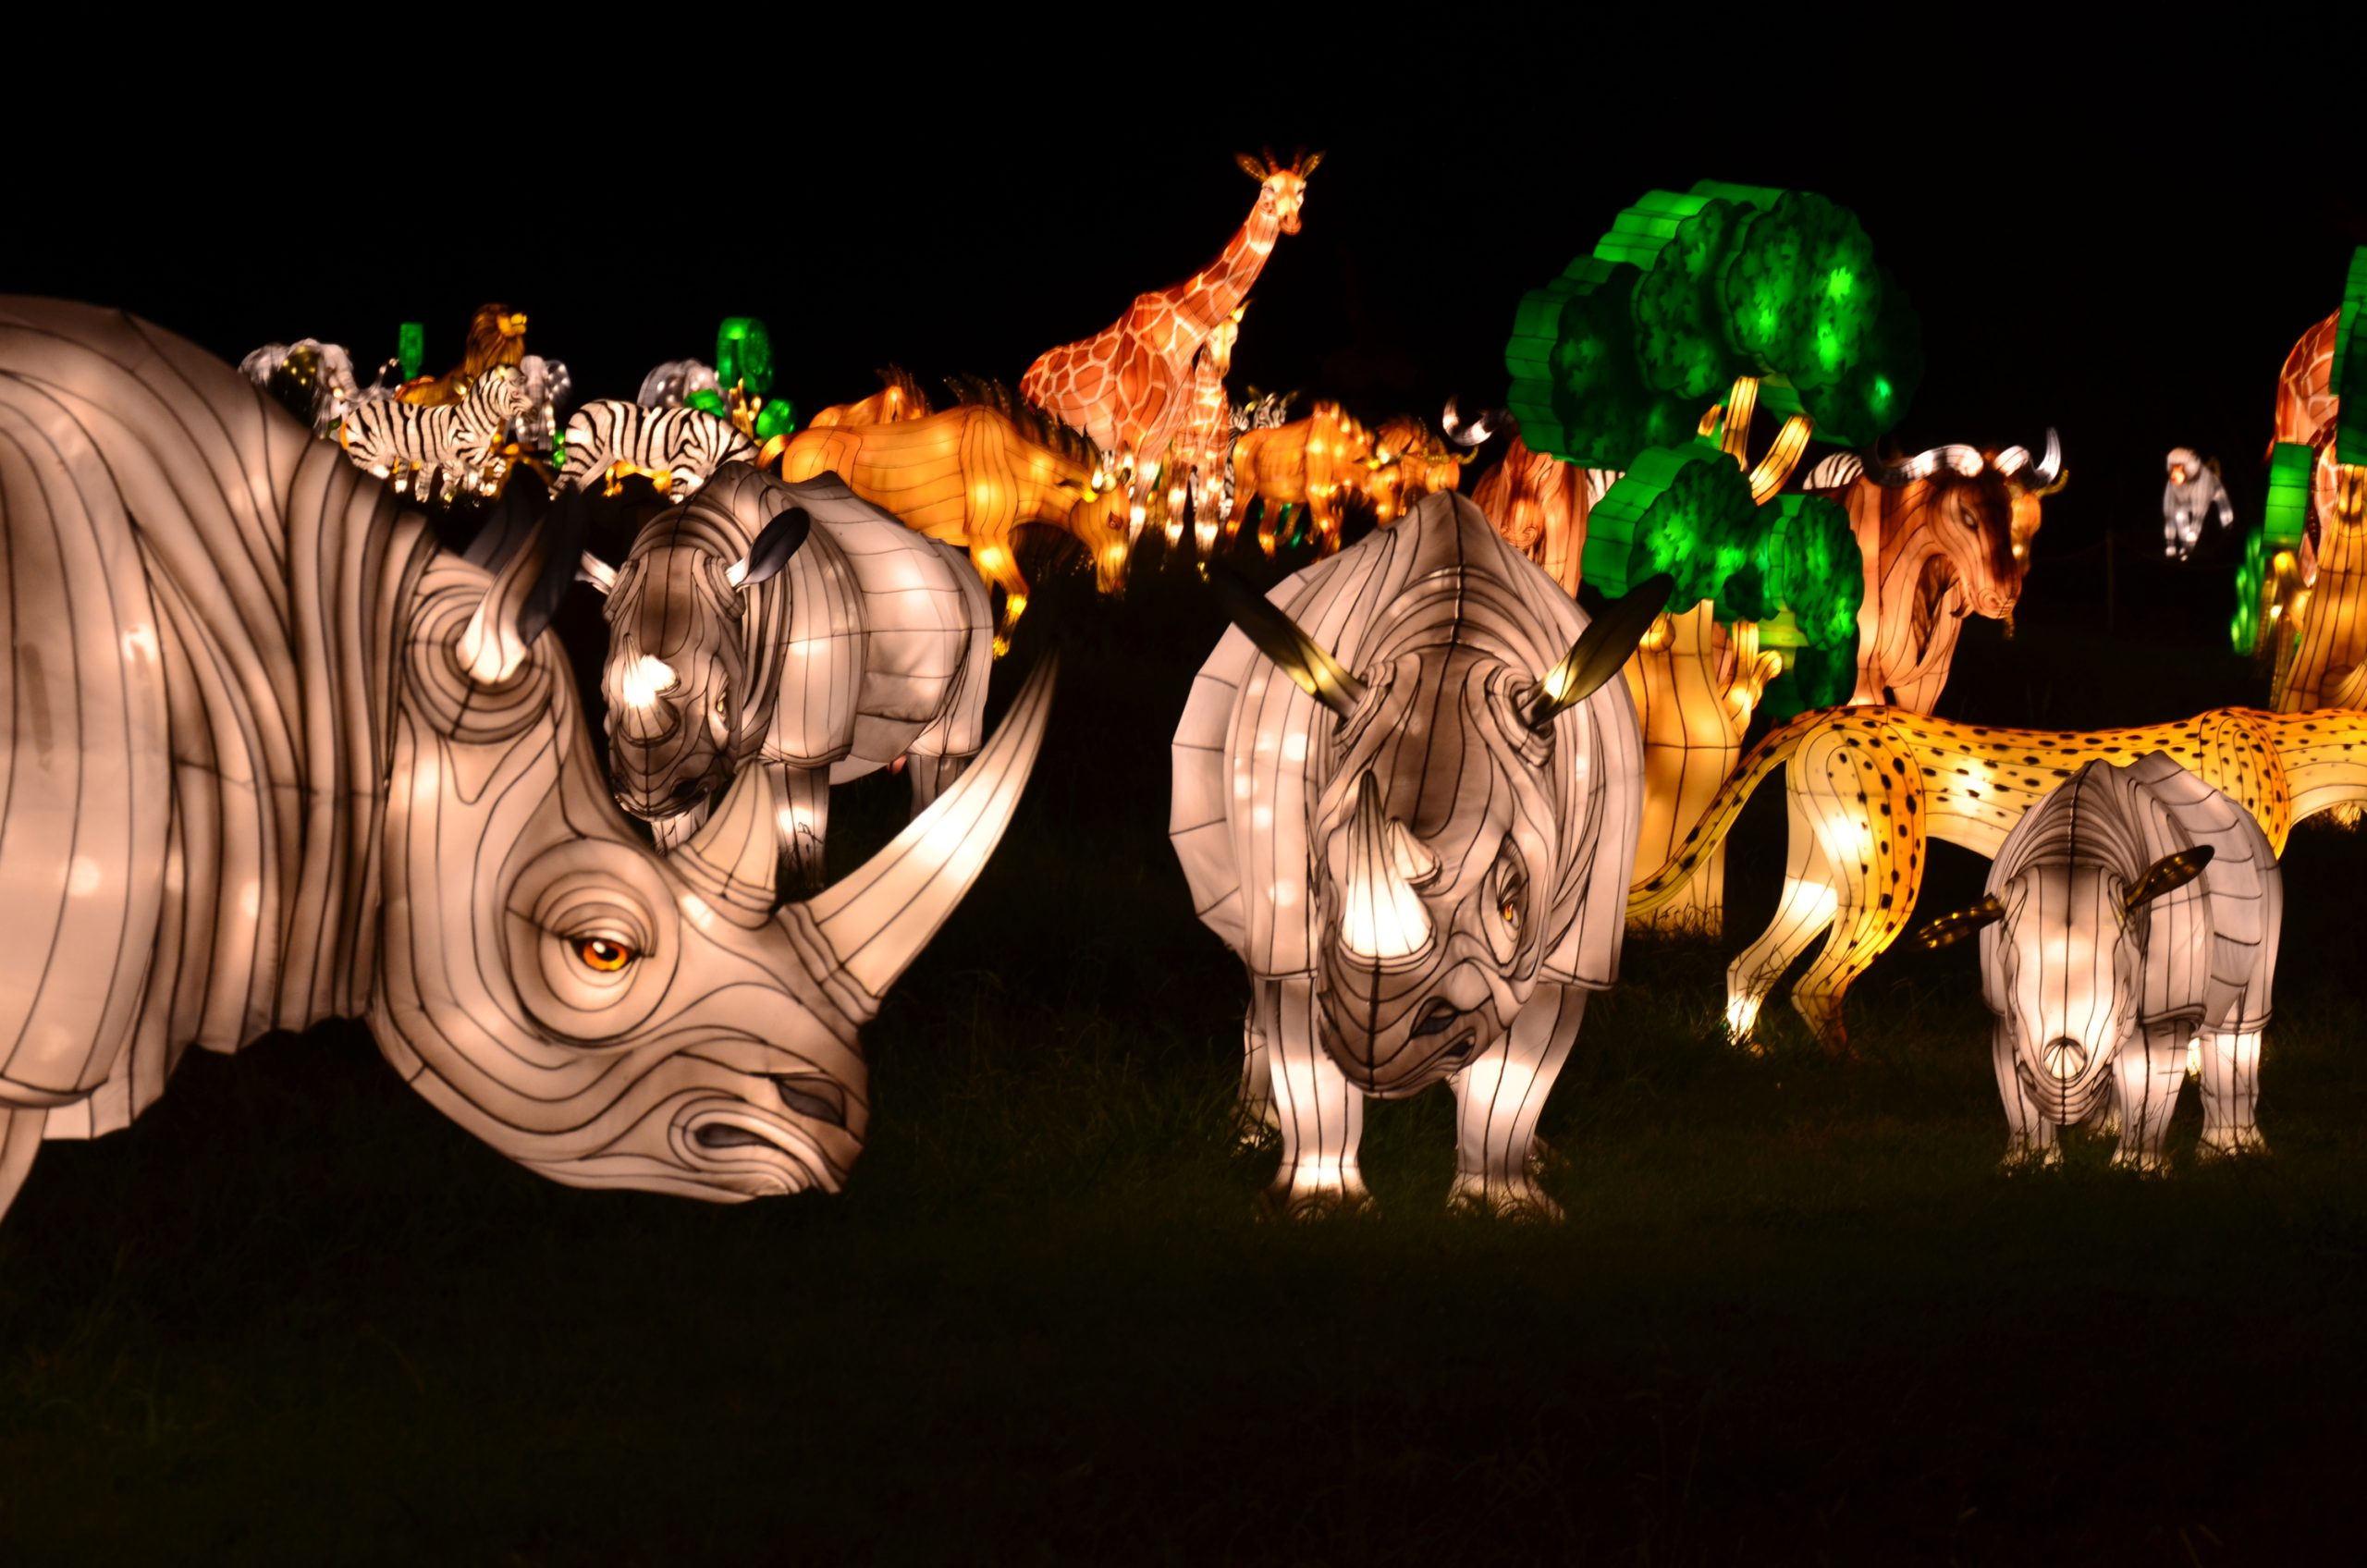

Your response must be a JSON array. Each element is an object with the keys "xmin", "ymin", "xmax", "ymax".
[{"xmin": 3, "ymin": 536, "xmax": 2362, "ymax": 1564}]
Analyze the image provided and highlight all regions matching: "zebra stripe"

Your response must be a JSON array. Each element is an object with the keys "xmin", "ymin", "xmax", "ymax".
[
  {"xmin": 562, "ymin": 401, "xmax": 755, "ymax": 500},
  {"xmin": 337, "ymin": 367, "xmax": 526, "ymax": 498}
]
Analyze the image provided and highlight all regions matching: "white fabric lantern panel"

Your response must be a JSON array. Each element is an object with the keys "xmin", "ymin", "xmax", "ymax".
[
  {"xmin": 1916, "ymin": 753, "xmax": 2281, "ymax": 1171},
  {"xmin": 1171, "ymin": 492, "xmax": 1661, "ymax": 1219},
  {"xmin": 0, "ymin": 300, "xmax": 1055, "ymax": 1229}
]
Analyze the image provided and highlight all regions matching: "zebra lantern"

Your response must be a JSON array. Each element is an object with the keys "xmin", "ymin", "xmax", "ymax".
[
  {"xmin": 1915, "ymin": 753, "xmax": 2281, "ymax": 1171},
  {"xmin": 1171, "ymin": 492, "xmax": 1662, "ymax": 1219},
  {"xmin": 0, "ymin": 300, "xmax": 1055, "ymax": 1227}
]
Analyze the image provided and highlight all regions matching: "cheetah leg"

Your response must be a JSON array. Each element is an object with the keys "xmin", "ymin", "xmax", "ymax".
[
  {"xmin": 1784, "ymin": 733, "xmax": 1925, "ymax": 1056},
  {"xmin": 1724, "ymin": 785, "xmax": 1839, "ymax": 1048}
]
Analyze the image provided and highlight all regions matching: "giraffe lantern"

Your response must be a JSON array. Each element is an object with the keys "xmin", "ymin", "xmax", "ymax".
[{"xmin": 1022, "ymin": 151, "xmax": 1318, "ymax": 533}]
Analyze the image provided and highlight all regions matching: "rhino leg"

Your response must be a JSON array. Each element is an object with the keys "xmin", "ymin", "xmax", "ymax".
[
  {"xmin": 2109, "ymin": 1021, "xmax": 2188, "ymax": 1174},
  {"xmin": 1265, "ymin": 975, "xmax": 1369, "ymax": 1218},
  {"xmin": 1993, "ymin": 1019, "xmax": 2064, "ymax": 1171},
  {"xmin": 1448, "ymin": 986, "xmax": 1586, "ymax": 1221},
  {"xmin": 905, "ymin": 753, "xmax": 970, "ymax": 816},
  {"xmin": 0, "ymin": 1107, "xmax": 41, "ymax": 1226},
  {"xmin": 769, "ymin": 761, "xmax": 830, "ymax": 897},
  {"xmin": 1235, "ymin": 978, "xmax": 1279, "ymax": 1147},
  {"xmin": 2197, "ymin": 1029, "xmax": 2269, "ymax": 1160}
]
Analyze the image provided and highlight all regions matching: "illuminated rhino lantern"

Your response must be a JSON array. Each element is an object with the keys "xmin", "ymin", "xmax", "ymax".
[
  {"xmin": 1916, "ymin": 753, "xmax": 2281, "ymax": 1172},
  {"xmin": 1171, "ymin": 491, "xmax": 1662, "ymax": 1218},
  {"xmin": 0, "ymin": 300, "xmax": 1053, "ymax": 1225},
  {"xmin": 577, "ymin": 467, "xmax": 994, "ymax": 892}
]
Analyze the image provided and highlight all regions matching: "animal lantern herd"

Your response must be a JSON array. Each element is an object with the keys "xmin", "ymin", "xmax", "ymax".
[{"xmin": 0, "ymin": 300, "xmax": 1053, "ymax": 1226}]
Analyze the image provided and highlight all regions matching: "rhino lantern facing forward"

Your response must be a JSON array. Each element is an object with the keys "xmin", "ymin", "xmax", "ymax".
[
  {"xmin": 1172, "ymin": 492, "xmax": 1662, "ymax": 1218},
  {"xmin": 1917, "ymin": 753, "xmax": 2281, "ymax": 1172},
  {"xmin": 0, "ymin": 300, "xmax": 1054, "ymax": 1226}
]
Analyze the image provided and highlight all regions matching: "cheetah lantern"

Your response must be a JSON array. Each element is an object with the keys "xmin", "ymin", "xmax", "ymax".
[{"xmin": 1171, "ymin": 492, "xmax": 1662, "ymax": 1218}]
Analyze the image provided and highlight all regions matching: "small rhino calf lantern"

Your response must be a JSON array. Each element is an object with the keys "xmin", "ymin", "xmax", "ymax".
[
  {"xmin": 579, "ymin": 468, "xmax": 996, "ymax": 893},
  {"xmin": 1171, "ymin": 492, "xmax": 1661, "ymax": 1218},
  {"xmin": 0, "ymin": 300, "xmax": 1055, "ymax": 1226},
  {"xmin": 1916, "ymin": 754, "xmax": 2281, "ymax": 1171}
]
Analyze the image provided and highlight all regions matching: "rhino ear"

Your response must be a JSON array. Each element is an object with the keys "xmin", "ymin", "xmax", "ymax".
[
  {"xmin": 1528, "ymin": 572, "xmax": 1676, "ymax": 730},
  {"xmin": 727, "ymin": 506, "xmax": 812, "ymax": 590},
  {"xmin": 1913, "ymin": 895, "xmax": 2006, "ymax": 950},
  {"xmin": 2125, "ymin": 845, "xmax": 2214, "ymax": 911},
  {"xmin": 1201, "ymin": 563, "xmax": 1366, "ymax": 718}
]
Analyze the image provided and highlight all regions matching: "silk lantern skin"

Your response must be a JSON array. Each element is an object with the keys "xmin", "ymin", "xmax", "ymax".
[
  {"xmin": 1628, "ymin": 704, "xmax": 2367, "ymax": 1055},
  {"xmin": 1918, "ymin": 754, "xmax": 2280, "ymax": 1170},
  {"xmin": 0, "ymin": 300, "xmax": 1056, "ymax": 1226},
  {"xmin": 1171, "ymin": 493, "xmax": 1650, "ymax": 1219},
  {"xmin": 581, "ymin": 468, "xmax": 995, "ymax": 895}
]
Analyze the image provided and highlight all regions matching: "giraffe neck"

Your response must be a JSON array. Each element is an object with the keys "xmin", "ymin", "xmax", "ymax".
[{"xmin": 1172, "ymin": 200, "xmax": 1281, "ymax": 337}]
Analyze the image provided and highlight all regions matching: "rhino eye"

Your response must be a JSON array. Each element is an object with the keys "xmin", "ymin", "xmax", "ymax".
[{"xmin": 572, "ymin": 937, "xmax": 638, "ymax": 973}]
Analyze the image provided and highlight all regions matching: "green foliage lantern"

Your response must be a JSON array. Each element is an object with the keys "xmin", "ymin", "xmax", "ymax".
[
  {"xmin": 398, "ymin": 322, "xmax": 425, "ymax": 383},
  {"xmin": 2230, "ymin": 522, "xmax": 2270, "ymax": 657},
  {"xmin": 717, "ymin": 316, "xmax": 774, "ymax": 396},
  {"xmin": 1506, "ymin": 180, "xmax": 1921, "ymax": 469}
]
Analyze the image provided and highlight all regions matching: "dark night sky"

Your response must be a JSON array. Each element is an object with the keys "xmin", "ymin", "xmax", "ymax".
[{"xmin": 7, "ymin": 54, "xmax": 2354, "ymax": 625}]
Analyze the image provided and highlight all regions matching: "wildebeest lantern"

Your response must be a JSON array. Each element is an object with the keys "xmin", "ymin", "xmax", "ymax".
[{"xmin": 1172, "ymin": 492, "xmax": 1662, "ymax": 1218}]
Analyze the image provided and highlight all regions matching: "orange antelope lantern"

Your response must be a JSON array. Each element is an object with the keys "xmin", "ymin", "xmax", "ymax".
[{"xmin": 773, "ymin": 377, "xmax": 1130, "ymax": 654}]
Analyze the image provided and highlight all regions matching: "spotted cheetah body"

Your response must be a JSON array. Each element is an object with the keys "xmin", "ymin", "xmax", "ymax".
[{"xmin": 1627, "ymin": 705, "xmax": 2367, "ymax": 1048}]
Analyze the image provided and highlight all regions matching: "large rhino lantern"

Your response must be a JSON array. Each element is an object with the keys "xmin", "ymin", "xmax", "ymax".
[
  {"xmin": 1171, "ymin": 491, "xmax": 1662, "ymax": 1219},
  {"xmin": 0, "ymin": 300, "xmax": 1054, "ymax": 1226},
  {"xmin": 1917, "ymin": 753, "xmax": 2281, "ymax": 1172}
]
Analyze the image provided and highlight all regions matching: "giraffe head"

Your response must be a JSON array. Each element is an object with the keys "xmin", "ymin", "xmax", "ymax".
[{"xmin": 1235, "ymin": 148, "xmax": 1321, "ymax": 237}]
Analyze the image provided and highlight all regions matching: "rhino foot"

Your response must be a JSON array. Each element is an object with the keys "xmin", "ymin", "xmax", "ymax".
[
  {"xmin": 1448, "ymin": 1173, "xmax": 1566, "ymax": 1223},
  {"xmin": 2197, "ymin": 1127, "xmax": 2271, "ymax": 1162},
  {"xmin": 1998, "ymin": 1144, "xmax": 2065, "ymax": 1175}
]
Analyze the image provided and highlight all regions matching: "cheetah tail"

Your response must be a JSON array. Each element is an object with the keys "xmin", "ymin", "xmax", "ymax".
[{"xmin": 1625, "ymin": 710, "xmax": 1818, "ymax": 916}]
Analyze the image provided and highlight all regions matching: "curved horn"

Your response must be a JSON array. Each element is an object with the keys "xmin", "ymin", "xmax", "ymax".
[
  {"xmin": 1528, "ymin": 573, "xmax": 1677, "ymax": 730},
  {"xmin": 797, "ymin": 655, "xmax": 1060, "ymax": 1004},
  {"xmin": 457, "ymin": 483, "xmax": 584, "ymax": 683},
  {"xmin": 1441, "ymin": 398, "xmax": 1511, "ymax": 448},
  {"xmin": 669, "ymin": 765, "xmax": 781, "ymax": 925},
  {"xmin": 578, "ymin": 551, "xmax": 618, "ymax": 595},
  {"xmin": 2030, "ymin": 428, "xmax": 2064, "ymax": 490},
  {"xmin": 1339, "ymin": 772, "xmax": 1434, "ymax": 964},
  {"xmin": 1912, "ymin": 894, "xmax": 2005, "ymax": 949},
  {"xmin": 1858, "ymin": 445, "xmax": 1987, "ymax": 487},
  {"xmin": 1201, "ymin": 565, "xmax": 1367, "ymax": 717},
  {"xmin": 727, "ymin": 506, "xmax": 812, "ymax": 589}
]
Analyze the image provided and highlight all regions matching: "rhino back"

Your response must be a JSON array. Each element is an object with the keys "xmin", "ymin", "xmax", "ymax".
[{"xmin": 0, "ymin": 300, "xmax": 411, "ymax": 1136}]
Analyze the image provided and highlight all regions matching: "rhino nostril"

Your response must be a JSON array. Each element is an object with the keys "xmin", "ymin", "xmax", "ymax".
[
  {"xmin": 1412, "ymin": 999, "xmax": 1461, "ymax": 1037},
  {"xmin": 773, "ymin": 1076, "xmax": 846, "ymax": 1127},
  {"xmin": 2042, "ymin": 1037, "xmax": 2090, "ymax": 1080}
]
